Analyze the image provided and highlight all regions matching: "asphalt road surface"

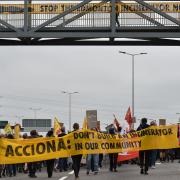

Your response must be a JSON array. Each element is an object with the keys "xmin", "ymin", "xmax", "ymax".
[{"xmin": 1, "ymin": 161, "xmax": 180, "ymax": 180}]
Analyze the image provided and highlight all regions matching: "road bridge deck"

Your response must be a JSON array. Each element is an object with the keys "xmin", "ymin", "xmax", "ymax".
[{"xmin": 1, "ymin": 0, "xmax": 180, "ymax": 45}]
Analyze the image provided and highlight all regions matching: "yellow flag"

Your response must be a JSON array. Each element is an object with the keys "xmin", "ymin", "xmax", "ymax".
[
  {"xmin": 53, "ymin": 117, "xmax": 61, "ymax": 137},
  {"xmin": 14, "ymin": 124, "xmax": 20, "ymax": 139},
  {"xmin": 4, "ymin": 123, "xmax": 13, "ymax": 134},
  {"xmin": 82, "ymin": 117, "xmax": 88, "ymax": 130}
]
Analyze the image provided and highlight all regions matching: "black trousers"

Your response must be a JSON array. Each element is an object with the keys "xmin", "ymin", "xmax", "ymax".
[
  {"xmin": 28, "ymin": 162, "xmax": 36, "ymax": 177},
  {"xmin": 72, "ymin": 155, "xmax": 82, "ymax": 178},
  {"xmin": 46, "ymin": 159, "xmax": 55, "ymax": 178},
  {"xmin": 139, "ymin": 150, "xmax": 150, "ymax": 172},
  {"xmin": 58, "ymin": 158, "xmax": 68, "ymax": 171},
  {"xmin": 109, "ymin": 153, "xmax": 118, "ymax": 171},
  {"xmin": 99, "ymin": 154, "xmax": 103, "ymax": 168}
]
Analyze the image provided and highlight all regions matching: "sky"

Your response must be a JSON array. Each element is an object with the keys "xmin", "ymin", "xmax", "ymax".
[{"xmin": 0, "ymin": 46, "xmax": 180, "ymax": 130}]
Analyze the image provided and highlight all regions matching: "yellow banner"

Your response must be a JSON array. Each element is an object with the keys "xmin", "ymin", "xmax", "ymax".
[
  {"xmin": 0, "ymin": 125, "xmax": 179, "ymax": 164},
  {"xmin": 1, "ymin": 3, "xmax": 180, "ymax": 14}
]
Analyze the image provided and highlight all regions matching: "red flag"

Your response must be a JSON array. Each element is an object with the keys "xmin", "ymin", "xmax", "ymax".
[
  {"xmin": 113, "ymin": 114, "xmax": 120, "ymax": 130},
  {"xmin": 125, "ymin": 107, "xmax": 132, "ymax": 126}
]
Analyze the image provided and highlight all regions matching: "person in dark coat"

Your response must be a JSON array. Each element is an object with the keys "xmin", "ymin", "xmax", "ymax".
[
  {"xmin": 71, "ymin": 123, "xmax": 82, "ymax": 179},
  {"xmin": 6, "ymin": 134, "xmax": 16, "ymax": 177},
  {"xmin": 46, "ymin": 130, "xmax": 55, "ymax": 178},
  {"xmin": 149, "ymin": 121, "xmax": 157, "ymax": 169},
  {"xmin": 58, "ymin": 127, "xmax": 68, "ymax": 172},
  {"xmin": 108, "ymin": 127, "xmax": 118, "ymax": 172},
  {"xmin": 137, "ymin": 118, "xmax": 150, "ymax": 175},
  {"xmin": 28, "ymin": 130, "xmax": 38, "ymax": 178}
]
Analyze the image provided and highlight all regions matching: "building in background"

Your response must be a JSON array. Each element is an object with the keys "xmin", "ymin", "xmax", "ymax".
[
  {"xmin": 159, "ymin": 119, "xmax": 166, "ymax": 126},
  {"xmin": 0, "ymin": 120, "xmax": 8, "ymax": 129},
  {"xmin": 22, "ymin": 119, "xmax": 52, "ymax": 132},
  {"xmin": 86, "ymin": 110, "xmax": 97, "ymax": 129},
  {"xmin": 0, "ymin": 120, "xmax": 8, "ymax": 133}
]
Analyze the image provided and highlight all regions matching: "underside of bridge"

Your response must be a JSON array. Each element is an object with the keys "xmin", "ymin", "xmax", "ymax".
[{"xmin": 1, "ymin": 0, "xmax": 180, "ymax": 45}]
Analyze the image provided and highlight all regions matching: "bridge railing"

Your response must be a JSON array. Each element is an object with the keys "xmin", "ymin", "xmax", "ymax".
[{"xmin": 0, "ymin": 1, "xmax": 180, "ymax": 36}]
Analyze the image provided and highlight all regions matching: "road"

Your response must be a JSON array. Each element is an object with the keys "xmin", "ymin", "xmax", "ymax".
[{"xmin": 1, "ymin": 161, "xmax": 180, "ymax": 180}]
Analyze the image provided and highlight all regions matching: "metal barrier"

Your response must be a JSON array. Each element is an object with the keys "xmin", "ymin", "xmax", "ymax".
[{"xmin": 0, "ymin": 0, "xmax": 180, "ymax": 45}]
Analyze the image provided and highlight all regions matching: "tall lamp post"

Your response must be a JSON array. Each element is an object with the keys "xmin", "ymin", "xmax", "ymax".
[
  {"xmin": 29, "ymin": 107, "xmax": 41, "ymax": 119},
  {"xmin": 62, "ymin": 91, "xmax": 79, "ymax": 131},
  {"xmin": 119, "ymin": 51, "xmax": 147, "ymax": 129},
  {"xmin": 15, "ymin": 115, "xmax": 24, "ymax": 124}
]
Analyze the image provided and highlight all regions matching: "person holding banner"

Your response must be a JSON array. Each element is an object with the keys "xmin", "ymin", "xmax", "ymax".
[
  {"xmin": 137, "ymin": 118, "xmax": 150, "ymax": 175},
  {"xmin": 149, "ymin": 121, "xmax": 157, "ymax": 169},
  {"xmin": 108, "ymin": 127, "xmax": 118, "ymax": 172},
  {"xmin": 71, "ymin": 123, "xmax": 82, "ymax": 179},
  {"xmin": 28, "ymin": 130, "xmax": 38, "ymax": 178},
  {"xmin": 58, "ymin": 127, "xmax": 68, "ymax": 172},
  {"xmin": 46, "ymin": 130, "xmax": 55, "ymax": 178},
  {"xmin": 86, "ymin": 128, "xmax": 99, "ymax": 175},
  {"xmin": 6, "ymin": 134, "xmax": 17, "ymax": 177}
]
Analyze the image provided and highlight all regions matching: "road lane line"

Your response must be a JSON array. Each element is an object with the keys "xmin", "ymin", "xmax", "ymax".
[
  {"xmin": 68, "ymin": 170, "xmax": 74, "ymax": 175},
  {"xmin": 59, "ymin": 176, "xmax": 68, "ymax": 180}
]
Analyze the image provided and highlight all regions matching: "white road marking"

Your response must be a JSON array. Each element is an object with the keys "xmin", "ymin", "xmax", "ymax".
[
  {"xmin": 59, "ymin": 176, "xmax": 68, "ymax": 180},
  {"xmin": 156, "ymin": 162, "xmax": 161, "ymax": 165},
  {"xmin": 68, "ymin": 170, "xmax": 74, "ymax": 175}
]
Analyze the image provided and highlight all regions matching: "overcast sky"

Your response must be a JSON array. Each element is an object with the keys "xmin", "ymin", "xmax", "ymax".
[{"xmin": 0, "ymin": 46, "xmax": 180, "ymax": 130}]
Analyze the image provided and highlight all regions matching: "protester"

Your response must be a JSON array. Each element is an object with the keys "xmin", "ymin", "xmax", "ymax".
[
  {"xmin": 71, "ymin": 123, "xmax": 82, "ymax": 179},
  {"xmin": 97, "ymin": 127, "xmax": 103, "ymax": 169},
  {"xmin": 28, "ymin": 130, "xmax": 38, "ymax": 178},
  {"xmin": 6, "ymin": 134, "xmax": 16, "ymax": 177},
  {"xmin": 86, "ymin": 128, "xmax": 99, "ymax": 175},
  {"xmin": 46, "ymin": 130, "xmax": 55, "ymax": 178},
  {"xmin": 22, "ymin": 133, "xmax": 28, "ymax": 174},
  {"xmin": 58, "ymin": 127, "xmax": 68, "ymax": 172},
  {"xmin": 108, "ymin": 127, "xmax": 118, "ymax": 172},
  {"xmin": 149, "ymin": 121, "xmax": 158, "ymax": 169},
  {"xmin": 137, "ymin": 118, "xmax": 150, "ymax": 175}
]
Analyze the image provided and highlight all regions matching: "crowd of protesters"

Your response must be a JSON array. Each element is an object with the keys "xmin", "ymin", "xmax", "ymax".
[{"xmin": 0, "ymin": 120, "xmax": 180, "ymax": 179}]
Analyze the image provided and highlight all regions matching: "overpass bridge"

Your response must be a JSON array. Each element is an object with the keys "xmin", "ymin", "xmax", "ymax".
[{"xmin": 1, "ymin": 0, "xmax": 180, "ymax": 45}]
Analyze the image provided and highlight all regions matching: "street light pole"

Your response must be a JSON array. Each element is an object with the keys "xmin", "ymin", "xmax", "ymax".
[
  {"xmin": 69, "ymin": 93, "xmax": 71, "ymax": 131},
  {"xmin": 29, "ymin": 108, "xmax": 41, "ymax": 119},
  {"xmin": 132, "ymin": 54, "xmax": 135, "ymax": 124},
  {"xmin": 119, "ymin": 51, "xmax": 147, "ymax": 129},
  {"xmin": 62, "ymin": 91, "xmax": 79, "ymax": 131},
  {"xmin": 15, "ymin": 115, "xmax": 24, "ymax": 124}
]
